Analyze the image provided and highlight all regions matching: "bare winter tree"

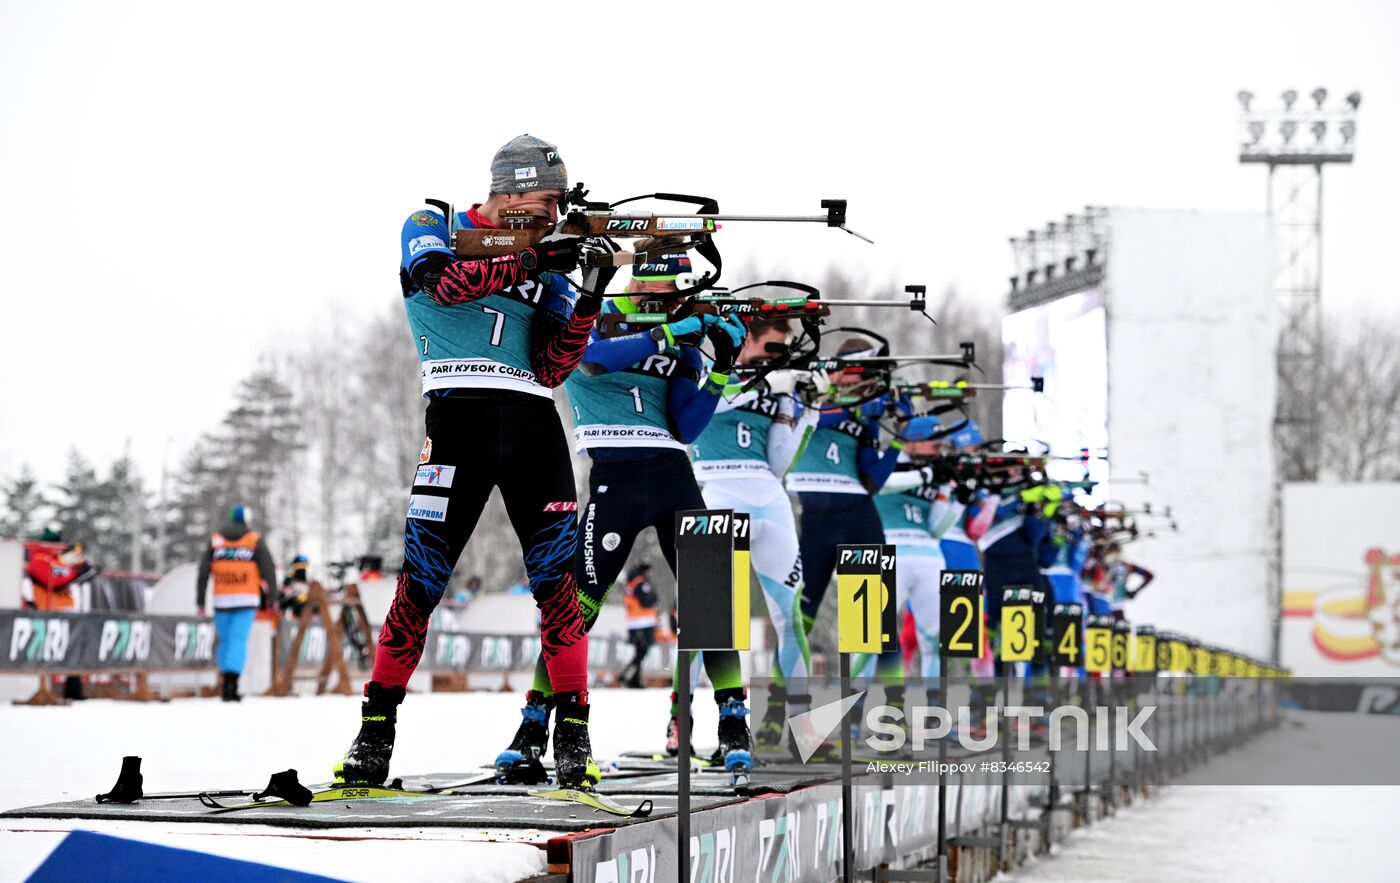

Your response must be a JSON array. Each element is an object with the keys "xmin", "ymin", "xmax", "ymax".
[
  {"xmin": 1318, "ymin": 317, "xmax": 1400, "ymax": 481},
  {"xmin": 295, "ymin": 313, "xmax": 358, "ymax": 567}
]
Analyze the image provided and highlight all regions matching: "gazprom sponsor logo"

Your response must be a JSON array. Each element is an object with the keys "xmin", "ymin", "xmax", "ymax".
[
  {"xmin": 415, "ymin": 464, "xmax": 455, "ymax": 489},
  {"xmin": 408, "ymin": 235, "xmax": 446, "ymax": 255},
  {"xmin": 407, "ymin": 494, "xmax": 449, "ymax": 522}
]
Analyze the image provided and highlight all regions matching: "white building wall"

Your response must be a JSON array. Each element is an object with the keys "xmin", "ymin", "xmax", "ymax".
[{"xmin": 1103, "ymin": 208, "xmax": 1276, "ymax": 656}]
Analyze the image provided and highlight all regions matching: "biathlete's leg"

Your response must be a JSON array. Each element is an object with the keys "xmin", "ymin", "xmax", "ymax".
[
  {"xmin": 529, "ymin": 465, "xmax": 646, "ymax": 698},
  {"xmin": 340, "ymin": 396, "xmax": 496, "ymax": 784},
  {"xmin": 371, "ymin": 400, "xmax": 495, "ymax": 688},
  {"xmin": 496, "ymin": 397, "xmax": 595, "ymax": 787},
  {"xmin": 796, "ymin": 493, "xmax": 844, "ymax": 633},
  {"xmin": 749, "ymin": 495, "xmax": 811, "ymax": 719},
  {"xmin": 905, "ymin": 557, "xmax": 944, "ymax": 680}
]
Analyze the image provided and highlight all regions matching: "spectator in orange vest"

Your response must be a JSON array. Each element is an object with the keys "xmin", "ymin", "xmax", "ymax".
[
  {"xmin": 620, "ymin": 563, "xmax": 659, "ymax": 689},
  {"xmin": 196, "ymin": 505, "xmax": 276, "ymax": 702}
]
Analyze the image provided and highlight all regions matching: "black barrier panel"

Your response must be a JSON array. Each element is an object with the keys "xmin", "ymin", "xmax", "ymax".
[
  {"xmin": 675, "ymin": 509, "xmax": 736, "ymax": 651},
  {"xmin": 0, "ymin": 609, "xmax": 215, "ymax": 672},
  {"xmin": 939, "ymin": 570, "xmax": 984, "ymax": 659},
  {"xmin": 1050, "ymin": 603, "xmax": 1083, "ymax": 667}
]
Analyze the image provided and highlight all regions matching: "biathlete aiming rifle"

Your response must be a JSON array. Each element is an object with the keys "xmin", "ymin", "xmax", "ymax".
[{"xmin": 435, "ymin": 184, "xmax": 872, "ymax": 297}]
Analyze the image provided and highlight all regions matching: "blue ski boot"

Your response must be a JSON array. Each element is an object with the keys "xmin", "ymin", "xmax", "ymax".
[
  {"xmin": 495, "ymin": 691, "xmax": 552, "ymax": 785},
  {"xmin": 712, "ymin": 688, "xmax": 753, "ymax": 787}
]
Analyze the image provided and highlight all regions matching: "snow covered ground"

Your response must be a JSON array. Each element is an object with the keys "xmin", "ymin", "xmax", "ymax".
[
  {"xmin": 1005, "ymin": 713, "xmax": 1400, "ymax": 883},
  {"xmin": 0, "ymin": 688, "xmax": 720, "ymax": 883},
  {"xmin": 3, "ymin": 691, "xmax": 1396, "ymax": 882}
]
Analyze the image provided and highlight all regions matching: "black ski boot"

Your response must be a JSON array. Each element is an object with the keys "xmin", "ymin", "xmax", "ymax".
[
  {"xmin": 754, "ymin": 683, "xmax": 787, "ymax": 747},
  {"xmin": 495, "ymin": 691, "xmax": 553, "ymax": 784},
  {"xmin": 665, "ymin": 691, "xmax": 696, "ymax": 759},
  {"xmin": 552, "ymin": 691, "xmax": 600, "ymax": 790},
  {"xmin": 334, "ymin": 682, "xmax": 404, "ymax": 785},
  {"xmin": 220, "ymin": 672, "xmax": 242, "ymax": 703},
  {"xmin": 712, "ymin": 688, "xmax": 753, "ymax": 785}
]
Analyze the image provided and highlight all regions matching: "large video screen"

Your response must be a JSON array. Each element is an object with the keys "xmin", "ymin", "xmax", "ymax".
[{"xmin": 1001, "ymin": 289, "xmax": 1109, "ymax": 495}]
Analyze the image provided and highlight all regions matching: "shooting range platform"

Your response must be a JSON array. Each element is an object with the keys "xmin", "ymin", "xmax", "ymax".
[{"xmin": 0, "ymin": 759, "xmax": 965, "ymax": 881}]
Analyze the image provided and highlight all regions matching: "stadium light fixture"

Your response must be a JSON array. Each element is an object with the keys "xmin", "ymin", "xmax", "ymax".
[
  {"xmin": 1346, "ymin": 91, "xmax": 1362, "ymax": 110},
  {"xmin": 1280, "ymin": 120, "xmax": 1297, "ymax": 144},
  {"xmin": 1311, "ymin": 121, "xmax": 1326, "ymax": 144},
  {"xmin": 1340, "ymin": 121, "xmax": 1356, "ymax": 143},
  {"xmin": 1311, "ymin": 88, "xmax": 1327, "ymax": 109},
  {"xmin": 1237, "ymin": 90, "xmax": 1253, "ymax": 111},
  {"xmin": 1247, "ymin": 121, "xmax": 1265, "ymax": 144},
  {"xmin": 1282, "ymin": 89, "xmax": 1298, "ymax": 110}
]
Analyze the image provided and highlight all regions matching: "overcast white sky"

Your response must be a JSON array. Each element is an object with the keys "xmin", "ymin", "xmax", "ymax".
[{"xmin": 2, "ymin": 0, "xmax": 1397, "ymax": 485}]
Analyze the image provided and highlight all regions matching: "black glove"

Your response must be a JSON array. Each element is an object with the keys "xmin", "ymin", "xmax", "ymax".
[
  {"xmin": 706, "ymin": 313, "xmax": 747, "ymax": 374},
  {"xmin": 952, "ymin": 480, "xmax": 977, "ymax": 505},
  {"xmin": 578, "ymin": 237, "xmax": 621, "ymax": 302},
  {"xmin": 521, "ymin": 231, "xmax": 583, "ymax": 275}
]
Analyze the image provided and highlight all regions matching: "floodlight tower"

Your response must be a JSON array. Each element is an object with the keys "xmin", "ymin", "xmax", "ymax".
[{"xmin": 1238, "ymin": 88, "xmax": 1359, "ymax": 480}]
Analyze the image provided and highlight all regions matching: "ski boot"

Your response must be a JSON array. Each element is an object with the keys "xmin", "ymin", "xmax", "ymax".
[
  {"xmin": 333, "ymin": 682, "xmax": 404, "ymax": 785},
  {"xmin": 712, "ymin": 688, "xmax": 753, "ymax": 787},
  {"xmin": 552, "ymin": 691, "xmax": 601, "ymax": 790},
  {"xmin": 754, "ymin": 683, "xmax": 786, "ymax": 748},
  {"xmin": 665, "ymin": 691, "xmax": 696, "ymax": 759},
  {"xmin": 220, "ymin": 672, "xmax": 242, "ymax": 703},
  {"xmin": 495, "ymin": 691, "xmax": 552, "ymax": 785}
]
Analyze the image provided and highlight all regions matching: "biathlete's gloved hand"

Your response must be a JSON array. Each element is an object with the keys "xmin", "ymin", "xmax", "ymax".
[
  {"xmin": 800, "ymin": 368, "xmax": 833, "ymax": 407},
  {"xmin": 522, "ymin": 230, "xmax": 584, "ymax": 275},
  {"xmin": 858, "ymin": 393, "xmax": 892, "ymax": 419},
  {"xmin": 705, "ymin": 313, "xmax": 747, "ymax": 374},
  {"xmin": 576, "ymin": 237, "xmax": 621, "ymax": 315},
  {"xmin": 651, "ymin": 313, "xmax": 716, "ymax": 348},
  {"xmin": 763, "ymin": 370, "xmax": 804, "ymax": 397}
]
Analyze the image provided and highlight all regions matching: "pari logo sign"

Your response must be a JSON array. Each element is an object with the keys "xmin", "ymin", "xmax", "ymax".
[
  {"xmin": 9, "ymin": 618, "xmax": 70, "ymax": 663},
  {"xmin": 434, "ymin": 634, "xmax": 472, "ymax": 670},
  {"xmin": 838, "ymin": 547, "xmax": 895, "ymax": 571},
  {"xmin": 593, "ymin": 844, "xmax": 656, "ymax": 883},
  {"xmin": 679, "ymin": 513, "xmax": 730, "ymax": 536},
  {"xmin": 174, "ymin": 621, "xmax": 215, "ymax": 661},
  {"xmin": 98, "ymin": 619, "xmax": 152, "ymax": 663},
  {"xmin": 757, "ymin": 813, "xmax": 800, "ymax": 881}
]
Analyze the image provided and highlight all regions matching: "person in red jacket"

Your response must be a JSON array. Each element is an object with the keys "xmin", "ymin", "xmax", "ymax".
[
  {"xmin": 23, "ymin": 525, "xmax": 91, "ymax": 612},
  {"xmin": 23, "ymin": 524, "xmax": 93, "ymax": 698}
]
